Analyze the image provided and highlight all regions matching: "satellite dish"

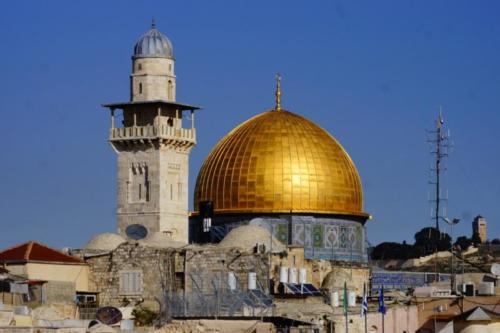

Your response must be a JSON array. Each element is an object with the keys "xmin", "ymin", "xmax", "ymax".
[
  {"xmin": 96, "ymin": 306, "xmax": 122, "ymax": 325},
  {"xmin": 126, "ymin": 224, "xmax": 148, "ymax": 240},
  {"xmin": 491, "ymin": 263, "xmax": 500, "ymax": 276}
]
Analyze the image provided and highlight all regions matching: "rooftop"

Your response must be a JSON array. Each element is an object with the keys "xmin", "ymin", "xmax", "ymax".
[
  {"xmin": 0, "ymin": 241, "xmax": 84, "ymax": 264},
  {"xmin": 102, "ymin": 99, "xmax": 200, "ymax": 111}
]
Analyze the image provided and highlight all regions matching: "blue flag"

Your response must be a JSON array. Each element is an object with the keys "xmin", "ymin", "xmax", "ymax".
[
  {"xmin": 360, "ymin": 283, "xmax": 368, "ymax": 317},
  {"xmin": 378, "ymin": 286, "xmax": 386, "ymax": 315}
]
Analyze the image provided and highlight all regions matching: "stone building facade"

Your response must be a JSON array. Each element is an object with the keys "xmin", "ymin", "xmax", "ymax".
[
  {"xmin": 83, "ymin": 241, "xmax": 269, "ymax": 311},
  {"xmin": 270, "ymin": 246, "xmax": 369, "ymax": 296},
  {"xmin": 84, "ymin": 243, "xmax": 179, "ymax": 310},
  {"xmin": 193, "ymin": 215, "xmax": 368, "ymax": 263},
  {"xmin": 83, "ymin": 235, "xmax": 369, "ymax": 313},
  {"xmin": 473, "ymin": 215, "xmax": 487, "ymax": 243}
]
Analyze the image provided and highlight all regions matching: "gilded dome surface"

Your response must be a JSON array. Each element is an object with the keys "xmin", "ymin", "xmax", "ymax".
[{"xmin": 194, "ymin": 109, "xmax": 367, "ymax": 217}]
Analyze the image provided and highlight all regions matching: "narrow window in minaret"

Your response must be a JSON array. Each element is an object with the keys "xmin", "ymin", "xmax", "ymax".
[
  {"xmin": 126, "ymin": 181, "xmax": 130, "ymax": 203},
  {"xmin": 139, "ymin": 83, "xmax": 143, "ymax": 94},
  {"xmin": 167, "ymin": 80, "xmax": 173, "ymax": 100},
  {"xmin": 129, "ymin": 163, "xmax": 148, "ymax": 203}
]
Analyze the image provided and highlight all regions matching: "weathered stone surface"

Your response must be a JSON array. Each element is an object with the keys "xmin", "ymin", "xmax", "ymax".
[{"xmin": 85, "ymin": 242, "xmax": 269, "ymax": 308}]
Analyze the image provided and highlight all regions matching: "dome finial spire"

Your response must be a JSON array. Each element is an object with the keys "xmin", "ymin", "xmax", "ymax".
[
  {"xmin": 275, "ymin": 73, "xmax": 282, "ymax": 111},
  {"xmin": 151, "ymin": 18, "xmax": 156, "ymax": 28}
]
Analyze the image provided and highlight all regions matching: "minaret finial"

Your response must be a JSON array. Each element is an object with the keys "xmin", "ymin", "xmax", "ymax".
[
  {"xmin": 275, "ymin": 73, "xmax": 282, "ymax": 111},
  {"xmin": 151, "ymin": 18, "xmax": 156, "ymax": 28}
]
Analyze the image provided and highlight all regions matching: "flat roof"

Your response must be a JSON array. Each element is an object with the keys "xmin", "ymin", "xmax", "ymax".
[{"xmin": 102, "ymin": 100, "xmax": 201, "ymax": 111}]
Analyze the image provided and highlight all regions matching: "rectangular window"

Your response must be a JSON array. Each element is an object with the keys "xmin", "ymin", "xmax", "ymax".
[
  {"xmin": 128, "ymin": 163, "xmax": 149, "ymax": 203},
  {"xmin": 119, "ymin": 270, "xmax": 143, "ymax": 295}
]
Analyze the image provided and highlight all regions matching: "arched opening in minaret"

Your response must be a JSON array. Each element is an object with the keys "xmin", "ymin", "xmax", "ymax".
[
  {"xmin": 167, "ymin": 80, "xmax": 173, "ymax": 100},
  {"xmin": 139, "ymin": 83, "xmax": 143, "ymax": 94}
]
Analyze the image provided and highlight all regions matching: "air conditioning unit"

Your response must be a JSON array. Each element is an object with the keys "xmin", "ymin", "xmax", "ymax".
[{"xmin": 477, "ymin": 282, "xmax": 494, "ymax": 296}]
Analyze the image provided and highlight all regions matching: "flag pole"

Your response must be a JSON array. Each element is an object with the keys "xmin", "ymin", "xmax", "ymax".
[
  {"xmin": 381, "ymin": 286, "xmax": 385, "ymax": 333},
  {"xmin": 382, "ymin": 310, "xmax": 385, "ymax": 333},
  {"xmin": 378, "ymin": 285, "xmax": 386, "ymax": 333},
  {"xmin": 343, "ymin": 281, "xmax": 348, "ymax": 333},
  {"xmin": 364, "ymin": 283, "xmax": 367, "ymax": 333}
]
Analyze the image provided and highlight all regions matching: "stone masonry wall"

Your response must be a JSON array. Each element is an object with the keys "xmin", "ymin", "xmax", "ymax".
[
  {"xmin": 85, "ymin": 242, "xmax": 178, "ymax": 310},
  {"xmin": 271, "ymin": 247, "xmax": 369, "ymax": 296},
  {"xmin": 183, "ymin": 246, "xmax": 269, "ymax": 293},
  {"xmin": 85, "ymin": 242, "xmax": 269, "ymax": 311}
]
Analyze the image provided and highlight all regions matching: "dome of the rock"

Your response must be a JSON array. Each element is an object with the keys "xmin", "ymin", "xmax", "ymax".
[{"xmin": 194, "ymin": 109, "xmax": 367, "ymax": 217}]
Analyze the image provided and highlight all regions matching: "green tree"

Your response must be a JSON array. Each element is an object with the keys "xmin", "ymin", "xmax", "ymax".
[
  {"xmin": 471, "ymin": 232, "xmax": 482, "ymax": 245},
  {"xmin": 371, "ymin": 242, "xmax": 420, "ymax": 260},
  {"xmin": 454, "ymin": 236, "xmax": 472, "ymax": 251},
  {"xmin": 414, "ymin": 227, "xmax": 451, "ymax": 255}
]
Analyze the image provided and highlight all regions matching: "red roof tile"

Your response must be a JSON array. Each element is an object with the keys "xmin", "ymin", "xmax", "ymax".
[{"xmin": 0, "ymin": 241, "xmax": 83, "ymax": 264}]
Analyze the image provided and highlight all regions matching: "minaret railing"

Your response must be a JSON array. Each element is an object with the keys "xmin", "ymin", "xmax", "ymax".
[{"xmin": 109, "ymin": 124, "xmax": 196, "ymax": 143}]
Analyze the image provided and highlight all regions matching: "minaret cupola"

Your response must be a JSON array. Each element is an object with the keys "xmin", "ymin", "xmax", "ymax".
[{"xmin": 131, "ymin": 20, "xmax": 176, "ymax": 102}]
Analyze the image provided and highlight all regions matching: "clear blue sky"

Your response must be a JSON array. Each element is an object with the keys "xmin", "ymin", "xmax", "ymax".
[{"xmin": 1, "ymin": 1, "xmax": 499, "ymax": 249}]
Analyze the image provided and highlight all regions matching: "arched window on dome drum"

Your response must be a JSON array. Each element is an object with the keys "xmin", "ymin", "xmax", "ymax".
[{"xmin": 167, "ymin": 80, "xmax": 173, "ymax": 100}]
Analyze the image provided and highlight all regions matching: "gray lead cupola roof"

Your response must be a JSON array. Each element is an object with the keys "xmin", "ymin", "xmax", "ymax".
[{"xmin": 133, "ymin": 20, "xmax": 174, "ymax": 59}]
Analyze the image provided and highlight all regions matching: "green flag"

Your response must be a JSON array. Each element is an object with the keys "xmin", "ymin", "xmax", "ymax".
[{"xmin": 343, "ymin": 281, "xmax": 348, "ymax": 314}]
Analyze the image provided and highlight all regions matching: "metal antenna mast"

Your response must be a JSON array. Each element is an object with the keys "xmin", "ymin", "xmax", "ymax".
[{"xmin": 427, "ymin": 108, "xmax": 452, "ymax": 232}]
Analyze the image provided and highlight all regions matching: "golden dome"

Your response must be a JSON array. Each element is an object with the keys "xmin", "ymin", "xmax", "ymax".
[{"xmin": 194, "ymin": 109, "xmax": 367, "ymax": 217}]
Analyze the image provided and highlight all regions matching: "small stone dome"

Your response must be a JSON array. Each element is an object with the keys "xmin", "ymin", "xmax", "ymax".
[
  {"xmin": 138, "ymin": 232, "xmax": 186, "ymax": 249},
  {"xmin": 133, "ymin": 21, "xmax": 173, "ymax": 59},
  {"xmin": 85, "ymin": 233, "xmax": 126, "ymax": 251},
  {"xmin": 321, "ymin": 269, "xmax": 367, "ymax": 295},
  {"xmin": 218, "ymin": 225, "xmax": 285, "ymax": 252}
]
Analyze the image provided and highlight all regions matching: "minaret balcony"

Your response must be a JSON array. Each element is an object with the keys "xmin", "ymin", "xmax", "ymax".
[{"xmin": 109, "ymin": 125, "xmax": 196, "ymax": 145}]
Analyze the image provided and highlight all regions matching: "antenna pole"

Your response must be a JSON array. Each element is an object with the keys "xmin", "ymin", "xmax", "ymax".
[
  {"xmin": 427, "ymin": 108, "xmax": 453, "ymax": 281},
  {"xmin": 435, "ymin": 116, "xmax": 441, "ymax": 231},
  {"xmin": 427, "ymin": 108, "xmax": 451, "ymax": 233}
]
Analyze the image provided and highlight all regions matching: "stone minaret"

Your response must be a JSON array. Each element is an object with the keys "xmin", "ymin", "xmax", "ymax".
[{"xmin": 104, "ymin": 22, "xmax": 199, "ymax": 243}]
